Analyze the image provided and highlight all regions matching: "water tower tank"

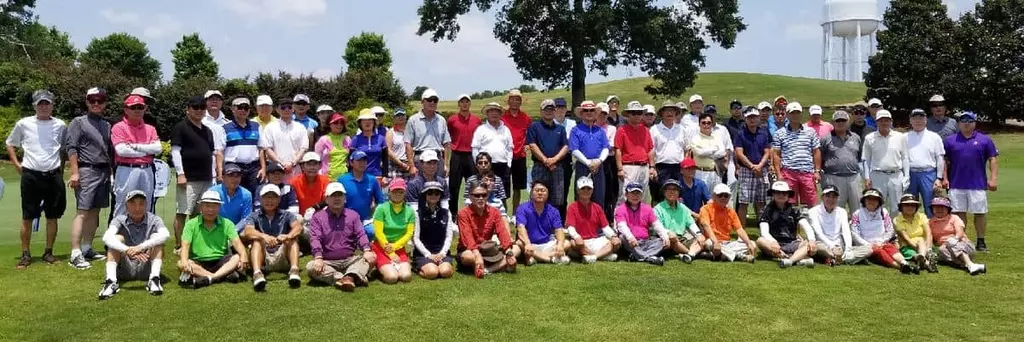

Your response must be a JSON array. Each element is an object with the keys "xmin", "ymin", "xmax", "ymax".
[
  {"xmin": 824, "ymin": 0, "xmax": 880, "ymax": 37},
  {"xmin": 821, "ymin": 0, "xmax": 881, "ymax": 82}
]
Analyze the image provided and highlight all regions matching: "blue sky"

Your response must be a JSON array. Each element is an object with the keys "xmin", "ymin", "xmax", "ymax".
[{"xmin": 35, "ymin": 0, "xmax": 978, "ymax": 100}]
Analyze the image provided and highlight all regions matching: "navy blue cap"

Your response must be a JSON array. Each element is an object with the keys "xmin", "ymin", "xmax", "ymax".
[
  {"xmin": 554, "ymin": 98, "xmax": 567, "ymax": 107},
  {"xmin": 729, "ymin": 100, "xmax": 742, "ymax": 108},
  {"xmin": 266, "ymin": 162, "xmax": 285, "ymax": 173},
  {"xmin": 394, "ymin": 107, "xmax": 407, "ymax": 116},
  {"xmin": 223, "ymin": 163, "xmax": 242, "ymax": 175},
  {"xmin": 661, "ymin": 179, "xmax": 681, "ymax": 190},
  {"xmin": 625, "ymin": 182, "xmax": 643, "ymax": 193},
  {"xmin": 704, "ymin": 104, "xmax": 717, "ymax": 113},
  {"xmin": 187, "ymin": 96, "xmax": 206, "ymax": 107}
]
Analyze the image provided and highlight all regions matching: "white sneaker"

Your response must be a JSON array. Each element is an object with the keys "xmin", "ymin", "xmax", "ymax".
[
  {"xmin": 556, "ymin": 256, "xmax": 571, "ymax": 265},
  {"xmin": 98, "ymin": 279, "xmax": 119, "ymax": 300},
  {"xmin": 969, "ymin": 263, "xmax": 987, "ymax": 275},
  {"xmin": 583, "ymin": 255, "xmax": 598, "ymax": 264},
  {"xmin": 797, "ymin": 259, "xmax": 815, "ymax": 268},
  {"xmin": 146, "ymin": 277, "xmax": 164, "ymax": 296},
  {"xmin": 525, "ymin": 257, "xmax": 536, "ymax": 266},
  {"xmin": 68, "ymin": 254, "xmax": 91, "ymax": 270},
  {"xmin": 600, "ymin": 254, "xmax": 618, "ymax": 262}
]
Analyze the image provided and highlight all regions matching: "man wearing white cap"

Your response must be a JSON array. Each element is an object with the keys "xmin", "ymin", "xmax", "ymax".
[
  {"xmin": 307, "ymin": 182, "xmax": 374, "ymax": 291},
  {"xmin": 503, "ymin": 89, "xmax": 532, "ymax": 209},
  {"xmin": 906, "ymin": 108, "xmax": 945, "ymax": 217},
  {"xmin": 771, "ymin": 102, "xmax": 822, "ymax": 207},
  {"xmin": 98, "ymin": 190, "xmax": 169, "ymax": 299},
  {"xmin": 67, "ymin": 87, "xmax": 115, "ymax": 268},
  {"xmin": 223, "ymin": 97, "xmax": 263, "ymax": 197},
  {"xmin": 405, "ymin": 88, "xmax": 451, "ymax": 177},
  {"xmin": 605, "ymin": 95, "xmax": 624, "ymax": 126},
  {"xmin": 111, "ymin": 95, "xmax": 161, "ymax": 217},
  {"xmin": 568, "ymin": 101, "xmax": 611, "ymax": 219},
  {"xmin": 682, "ymin": 94, "xmax": 703, "ymax": 127},
  {"xmin": 260, "ymin": 97, "xmax": 309, "ymax": 180},
  {"xmin": 254, "ymin": 95, "xmax": 278, "ymax": 129},
  {"xmin": 804, "ymin": 105, "xmax": 833, "ymax": 138},
  {"xmin": 733, "ymin": 106, "xmax": 772, "ymax": 220},
  {"xmin": 820, "ymin": 110, "xmax": 864, "ymax": 212},
  {"xmin": 178, "ymin": 190, "xmax": 249, "ymax": 288},
  {"xmin": 527, "ymin": 99, "xmax": 570, "ymax": 217},
  {"xmin": 473, "ymin": 102, "xmax": 514, "ymax": 207},
  {"xmin": 806, "ymin": 185, "xmax": 872, "ymax": 266},
  {"xmin": 238, "ymin": 184, "xmax": 303, "ymax": 291},
  {"xmin": 862, "ymin": 109, "xmax": 909, "ymax": 214},
  {"xmin": 757, "ymin": 101, "xmax": 773, "ymax": 131},
  {"xmin": 699, "ymin": 183, "xmax": 757, "ymax": 263},
  {"xmin": 615, "ymin": 101, "xmax": 655, "ymax": 203},
  {"xmin": 649, "ymin": 101, "xmax": 688, "ymax": 204},
  {"xmin": 291, "ymin": 94, "xmax": 318, "ymax": 142},
  {"xmin": 565, "ymin": 176, "xmax": 620, "ymax": 263},
  {"xmin": 926, "ymin": 95, "xmax": 957, "ymax": 138},
  {"xmin": 642, "ymin": 104, "xmax": 657, "ymax": 127},
  {"xmin": 447, "ymin": 93, "xmax": 481, "ymax": 216},
  {"xmin": 202, "ymin": 90, "xmax": 230, "ymax": 127},
  {"xmin": 313, "ymin": 104, "xmax": 335, "ymax": 142},
  {"xmin": 865, "ymin": 98, "xmax": 882, "ymax": 129}
]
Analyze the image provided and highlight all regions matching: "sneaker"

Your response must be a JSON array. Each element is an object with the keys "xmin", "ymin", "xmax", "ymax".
[
  {"xmin": 225, "ymin": 271, "xmax": 241, "ymax": 283},
  {"xmin": 252, "ymin": 272, "xmax": 267, "ymax": 292},
  {"xmin": 557, "ymin": 256, "xmax": 571, "ymax": 265},
  {"xmin": 679, "ymin": 254, "xmax": 693, "ymax": 264},
  {"xmin": 193, "ymin": 276, "xmax": 212, "ymax": 289},
  {"xmin": 98, "ymin": 279, "xmax": 119, "ymax": 300},
  {"xmin": 976, "ymin": 239, "xmax": 989, "ymax": 252},
  {"xmin": 911, "ymin": 264, "xmax": 921, "ymax": 275},
  {"xmin": 68, "ymin": 254, "xmax": 91, "ymax": 270},
  {"xmin": 147, "ymin": 277, "xmax": 164, "ymax": 296},
  {"xmin": 900, "ymin": 263, "xmax": 916, "ymax": 274},
  {"xmin": 583, "ymin": 255, "xmax": 598, "ymax": 264},
  {"xmin": 645, "ymin": 256, "xmax": 664, "ymax": 266},
  {"xmin": 600, "ymin": 253, "xmax": 618, "ymax": 262},
  {"xmin": 173, "ymin": 247, "xmax": 181, "ymax": 255},
  {"xmin": 16, "ymin": 254, "xmax": 31, "ymax": 270},
  {"xmin": 335, "ymin": 276, "xmax": 356, "ymax": 292},
  {"xmin": 178, "ymin": 272, "xmax": 192, "ymax": 285},
  {"xmin": 743, "ymin": 255, "xmax": 756, "ymax": 264},
  {"xmin": 83, "ymin": 249, "xmax": 106, "ymax": 261},
  {"xmin": 288, "ymin": 271, "xmax": 302, "ymax": 288},
  {"xmin": 797, "ymin": 259, "xmax": 815, "ymax": 268},
  {"xmin": 779, "ymin": 260, "xmax": 792, "ymax": 269},
  {"xmin": 968, "ymin": 263, "xmax": 987, "ymax": 276},
  {"xmin": 525, "ymin": 257, "xmax": 536, "ymax": 266},
  {"xmin": 42, "ymin": 253, "xmax": 57, "ymax": 265}
]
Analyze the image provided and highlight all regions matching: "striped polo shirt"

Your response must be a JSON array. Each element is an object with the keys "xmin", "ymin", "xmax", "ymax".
[
  {"xmin": 223, "ymin": 120, "xmax": 260, "ymax": 164},
  {"xmin": 772, "ymin": 125, "xmax": 820, "ymax": 173}
]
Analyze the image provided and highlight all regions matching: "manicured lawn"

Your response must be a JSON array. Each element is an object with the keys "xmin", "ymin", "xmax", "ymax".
[{"xmin": 0, "ymin": 134, "xmax": 1021, "ymax": 342}]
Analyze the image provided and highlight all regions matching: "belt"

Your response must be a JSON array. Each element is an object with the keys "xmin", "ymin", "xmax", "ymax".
[
  {"xmin": 623, "ymin": 162, "xmax": 649, "ymax": 166},
  {"xmin": 116, "ymin": 163, "xmax": 152, "ymax": 168},
  {"xmin": 414, "ymin": 149, "xmax": 443, "ymax": 155},
  {"xmin": 696, "ymin": 166, "xmax": 716, "ymax": 172},
  {"xmin": 872, "ymin": 169, "xmax": 900, "ymax": 174},
  {"xmin": 24, "ymin": 168, "xmax": 61, "ymax": 176},
  {"xmin": 451, "ymin": 151, "xmax": 472, "ymax": 155},
  {"xmin": 79, "ymin": 162, "xmax": 109, "ymax": 169},
  {"xmin": 232, "ymin": 160, "xmax": 260, "ymax": 166},
  {"xmin": 910, "ymin": 167, "xmax": 936, "ymax": 173}
]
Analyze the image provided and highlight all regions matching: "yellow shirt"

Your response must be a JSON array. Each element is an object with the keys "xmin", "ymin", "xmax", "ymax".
[
  {"xmin": 689, "ymin": 133, "xmax": 722, "ymax": 169},
  {"xmin": 893, "ymin": 212, "xmax": 928, "ymax": 245},
  {"xmin": 255, "ymin": 115, "xmax": 279, "ymax": 130}
]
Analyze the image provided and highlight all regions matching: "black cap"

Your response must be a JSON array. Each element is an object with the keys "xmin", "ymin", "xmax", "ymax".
[
  {"xmin": 729, "ymin": 100, "xmax": 742, "ymax": 109},
  {"xmin": 277, "ymin": 98, "xmax": 293, "ymax": 106},
  {"xmin": 266, "ymin": 162, "xmax": 285, "ymax": 173},
  {"xmin": 187, "ymin": 96, "xmax": 206, "ymax": 107},
  {"xmin": 704, "ymin": 104, "xmax": 717, "ymax": 113},
  {"xmin": 223, "ymin": 163, "xmax": 242, "ymax": 175}
]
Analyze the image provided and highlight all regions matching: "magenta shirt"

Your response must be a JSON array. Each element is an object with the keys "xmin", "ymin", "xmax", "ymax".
[
  {"xmin": 804, "ymin": 121, "xmax": 834, "ymax": 139},
  {"xmin": 111, "ymin": 119, "xmax": 158, "ymax": 165},
  {"xmin": 614, "ymin": 203, "xmax": 658, "ymax": 240}
]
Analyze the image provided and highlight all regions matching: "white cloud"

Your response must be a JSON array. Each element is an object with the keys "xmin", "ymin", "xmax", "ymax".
[
  {"xmin": 218, "ymin": 0, "xmax": 327, "ymax": 27},
  {"xmin": 784, "ymin": 23, "xmax": 821, "ymax": 41},
  {"xmin": 389, "ymin": 13, "xmax": 513, "ymax": 81},
  {"xmin": 312, "ymin": 68, "xmax": 336, "ymax": 80},
  {"xmin": 143, "ymin": 14, "xmax": 183, "ymax": 40},
  {"xmin": 99, "ymin": 8, "xmax": 140, "ymax": 25}
]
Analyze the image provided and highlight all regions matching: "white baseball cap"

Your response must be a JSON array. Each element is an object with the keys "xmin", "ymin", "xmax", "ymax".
[
  {"xmin": 293, "ymin": 94, "xmax": 311, "ymax": 103},
  {"xmin": 597, "ymin": 102, "xmax": 610, "ymax": 113},
  {"xmin": 625, "ymin": 101, "xmax": 644, "ymax": 112},
  {"xmin": 259, "ymin": 184, "xmax": 282, "ymax": 197},
  {"xmin": 231, "ymin": 97, "xmax": 250, "ymax": 106},
  {"xmin": 929, "ymin": 94, "xmax": 945, "ymax": 103},
  {"xmin": 204, "ymin": 90, "xmax": 223, "ymax": 99},
  {"xmin": 457, "ymin": 94, "xmax": 471, "ymax": 101},
  {"xmin": 576, "ymin": 176, "xmax": 594, "ymax": 189},
  {"xmin": 867, "ymin": 98, "xmax": 883, "ymax": 107},
  {"xmin": 130, "ymin": 87, "xmax": 152, "ymax": 98},
  {"xmin": 316, "ymin": 104, "xmax": 334, "ymax": 112},
  {"xmin": 300, "ymin": 151, "xmax": 321, "ymax": 163},
  {"xmin": 875, "ymin": 109, "xmax": 893, "ymax": 120},
  {"xmin": 769, "ymin": 181, "xmax": 792, "ymax": 194},
  {"xmin": 786, "ymin": 102, "xmax": 803, "ymax": 113},
  {"xmin": 199, "ymin": 190, "xmax": 223, "ymax": 204},
  {"xmin": 256, "ymin": 95, "xmax": 273, "ymax": 106},
  {"xmin": 689, "ymin": 94, "xmax": 703, "ymax": 104},
  {"xmin": 712, "ymin": 183, "xmax": 731, "ymax": 195},
  {"xmin": 325, "ymin": 182, "xmax": 346, "ymax": 196},
  {"xmin": 643, "ymin": 104, "xmax": 656, "ymax": 114},
  {"xmin": 370, "ymin": 106, "xmax": 386, "ymax": 115},
  {"xmin": 809, "ymin": 105, "xmax": 823, "ymax": 116},
  {"xmin": 757, "ymin": 101, "xmax": 772, "ymax": 110},
  {"xmin": 419, "ymin": 150, "xmax": 439, "ymax": 162},
  {"xmin": 421, "ymin": 88, "xmax": 439, "ymax": 100},
  {"xmin": 605, "ymin": 95, "xmax": 619, "ymax": 103},
  {"xmin": 744, "ymin": 107, "xmax": 760, "ymax": 117}
]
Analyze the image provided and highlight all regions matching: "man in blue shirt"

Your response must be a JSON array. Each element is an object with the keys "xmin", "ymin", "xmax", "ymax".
[
  {"xmin": 527, "ymin": 99, "xmax": 570, "ymax": 219},
  {"xmin": 337, "ymin": 151, "xmax": 385, "ymax": 239},
  {"xmin": 568, "ymin": 101, "xmax": 610, "ymax": 217},
  {"xmin": 514, "ymin": 182, "xmax": 569, "ymax": 265},
  {"xmin": 210, "ymin": 163, "xmax": 252, "ymax": 224},
  {"xmin": 255, "ymin": 162, "xmax": 299, "ymax": 215},
  {"xmin": 680, "ymin": 158, "xmax": 710, "ymax": 220},
  {"xmin": 291, "ymin": 94, "xmax": 318, "ymax": 147},
  {"xmin": 238, "ymin": 184, "xmax": 303, "ymax": 291},
  {"xmin": 223, "ymin": 97, "xmax": 263, "ymax": 198}
]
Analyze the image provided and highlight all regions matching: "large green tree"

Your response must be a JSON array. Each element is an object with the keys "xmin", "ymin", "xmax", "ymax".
[
  {"xmin": 171, "ymin": 33, "xmax": 220, "ymax": 81},
  {"xmin": 416, "ymin": 0, "xmax": 744, "ymax": 105},
  {"xmin": 343, "ymin": 32, "xmax": 393, "ymax": 71},
  {"xmin": 864, "ymin": 0, "xmax": 959, "ymax": 119},
  {"xmin": 954, "ymin": 0, "xmax": 1024, "ymax": 122},
  {"xmin": 80, "ymin": 33, "xmax": 162, "ymax": 85}
]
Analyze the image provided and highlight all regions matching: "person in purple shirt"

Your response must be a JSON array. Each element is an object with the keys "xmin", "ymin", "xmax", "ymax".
[
  {"xmin": 305, "ymin": 182, "xmax": 375, "ymax": 292},
  {"xmin": 942, "ymin": 112, "xmax": 998, "ymax": 252},
  {"xmin": 515, "ymin": 182, "xmax": 570, "ymax": 265}
]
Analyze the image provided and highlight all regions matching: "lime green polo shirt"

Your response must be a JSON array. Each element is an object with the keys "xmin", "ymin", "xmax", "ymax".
[{"xmin": 182, "ymin": 216, "xmax": 239, "ymax": 261}]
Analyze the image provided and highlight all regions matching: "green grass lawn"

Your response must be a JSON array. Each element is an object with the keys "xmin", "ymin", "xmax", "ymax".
[{"xmin": 0, "ymin": 134, "xmax": 1022, "ymax": 341}]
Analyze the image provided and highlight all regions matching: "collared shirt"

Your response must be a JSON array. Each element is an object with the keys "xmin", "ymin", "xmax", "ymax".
[
  {"xmin": 170, "ymin": 120, "xmax": 214, "ymax": 181},
  {"xmin": 472, "ymin": 121, "xmax": 514, "ymax": 164},
  {"xmin": 515, "ymin": 202, "xmax": 563, "ymax": 244},
  {"xmin": 894, "ymin": 212, "xmax": 928, "ymax": 246},
  {"xmin": 806, "ymin": 204, "xmax": 850, "ymax": 248},
  {"xmin": 338, "ymin": 173, "xmax": 386, "ymax": 220},
  {"xmin": 66, "ymin": 113, "xmax": 112, "ymax": 166},
  {"xmin": 759, "ymin": 202, "xmax": 805, "ymax": 244},
  {"xmin": 654, "ymin": 201, "xmax": 697, "ymax": 237},
  {"xmin": 254, "ymin": 183, "xmax": 298, "ymax": 212},
  {"xmin": 689, "ymin": 132, "xmax": 723, "ymax": 169},
  {"xmin": 373, "ymin": 202, "xmax": 416, "ymax": 245},
  {"xmin": 711, "ymin": 124, "xmax": 734, "ymax": 152},
  {"xmin": 203, "ymin": 111, "xmax": 231, "ymax": 127},
  {"xmin": 554, "ymin": 117, "xmax": 577, "ymax": 139},
  {"xmin": 406, "ymin": 111, "xmax": 451, "ymax": 152},
  {"xmin": 526, "ymin": 120, "xmax": 568, "ymax": 161},
  {"xmin": 405, "ymin": 173, "xmax": 449, "ymax": 203},
  {"xmin": 944, "ymin": 131, "xmax": 998, "ymax": 190},
  {"xmin": 724, "ymin": 117, "xmax": 743, "ymax": 139},
  {"xmin": 236, "ymin": 209, "xmax": 299, "ymax": 253},
  {"xmin": 906, "ymin": 129, "xmax": 944, "ymax": 170},
  {"xmin": 700, "ymin": 202, "xmax": 743, "ymax": 241},
  {"xmin": 222, "ymin": 119, "xmax": 261, "ymax": 164},
  {"xmin": 457, "ymin": 206, "xmax": 512, "ymax": 251},
  {"xmin": 565, "ymin": 201, "xmax": 608, "ymax": 239},
  {"xmin": 614, "ymin": 203, "xmax": 660, "ymax": 240},
  {"xmin": 309, "ymin": 208, "xmax": 369, "ymax": 260},
  {"xmin": 569, "ymin": 123, "xmax": 609, "ymax": 160},
  {"xmin": 614, "ymin": 123, "xmax": 653, "ymax": 164},
  {"xmin": 447, "ymin": 112, "xmax": 481, "ymax": 152},
  {"xmin": 502, "ymin": 110, "xmax": 533, "ymax": 159},
  {"xmin": 350, "ymin": 132, "xmax": 387, "ymax": 177},
  {"xmin": 772, "ymin": 125, "xmax": 820, "ymax": 173},
  {"xmin": 681, "ymin": 113, "xmax": 698, "ymax": 127},
  {"xmin": 292, "ymin": 174, "xmax": 331, "ymax": 214},
  {"xmin": 927, "ymin": 116, "xmax": 958, "ymax": 138},
  {"xmin": 650, "ymin": 122, "xmax": 688, "ymax": 164},
  {"xmin": 111, "ymin": 119, "xmax": 159, "ymax": 165},
  {"xmin": 293, "ymin": 113, "xmax": 318, "ymax": 134},
  {"xmin": 255, "ymin": 115, "xmax": 278, "ymax": 130},
  {"xmin": 820, "ymin": 131, "xmax": 862, "ymax": 175},
  {"xmin": 804, "ymin": 120, "xmax": 834, "ymax": 138},
  {"xmin": 202, "ymin": 111, "xmax": 228, "ymax": 152},
  {"xmin": 107, "ymin": 213, "xmax": 166, "ymax": 248},
  {"xmin": 768, "ymin": 115, "xmax": 788, "ymax": 133},
  {"xmin": 182, "ymin": 216, "xmax": 238, "ymax": 261},
  {"xmin": 680, "ymin": 178, "xmax": 710, "ymax": 213},
  {"xmin": 6, "ymin": 116, "xmax": 66, "ymax": 171},
  {"xmin": 733, "ymin": 125, "xmax": 772, "ymax": 169},
  {"xmin": 259, "ymin": 119, "xmax": 309, "ymax": 166},
  {"xmin": 862, "ymin": 130, "xmax": 909, "ymax": 176},
  {"xmin": 210, "ymin": 184, "xmax": 253, "ymax": 224}
]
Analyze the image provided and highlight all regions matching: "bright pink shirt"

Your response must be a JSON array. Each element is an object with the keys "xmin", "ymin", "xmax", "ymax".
[
  {"xmin": 111, "ymin": 119, "xmax": 158, "ymax": 165},
  {"xmin": 804, "ymin": 121, "xmax": 834, "ymax": 138},
  {"xmin": 614, "ymin": 203, "xmax": 658, "ymax": 240}
]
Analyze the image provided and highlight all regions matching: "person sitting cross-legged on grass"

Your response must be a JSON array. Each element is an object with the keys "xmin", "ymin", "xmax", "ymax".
[
  {"xmin": 238, "ymin": 184, "xmax": 303, "ymax": 291},
  {"xmin": 807, "ymin": 185, "xmax": 873, "ymax": 266},
  {"xmin": 178, "ymin": 190, "xmax": 249, "ymax": 289},
  {"xmin": 565, "ymin": 177, "xmax": 621, "ymax": 263},
  {"xmin": 371, "ymin": 179, "xmax": 416, "ymax": 284},
  {"xmin": 306, "ymin": 182, "xmax": 375, "ymax": 292},
  {"xmin": 515, "ymin": 181, "xmax": 571, "ymax": 265},
  {"xmin": 851, "ymin": 188, "xmax": 919, "ymax": 274},
  {"xmin": 458, "ymin": 183, "xmax": 519, "ymax": 278},
  {"xmin": 616, "ymin": 182, "xmax": 669, "ymax": 266},
  {"xmin": 894, "ymin": 194, "xmax": 938, "ymax": 273},
  {"xmin": 928, "ymin": 196, "xmax": 986, "ymax": 275},
  {"xmin": 756, "ymin": 181, "xmax": 817, "ymax": 268},
  {"xmin": 699, "ymin": 184, "xmax": 757, "ymax": 263},
  {"xmin": 412, "ymin": 182, "xmax": 454, "ymax": 280},
  {"xmin": 654, "ymin": 179, "xmax": 708, "ymax": 264},
  {"xmin": 98, "ymin": 190, "xmax": 169, "ymax": 300}
]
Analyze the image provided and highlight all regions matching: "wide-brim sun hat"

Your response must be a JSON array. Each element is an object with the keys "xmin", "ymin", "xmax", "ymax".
[{"xmin": 860, "ymin": 188, "xmax": 885, "ymax": 207}]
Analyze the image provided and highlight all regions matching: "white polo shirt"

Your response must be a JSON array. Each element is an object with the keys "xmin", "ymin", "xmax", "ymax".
[
  {"xmin": 259, "ymin": 119, "xmax": 309, "ymax": 166},
  {"xmin": 906, "ymin": 129, "xmax": 944, "ymax": 170},
  {"xmin": 650, "ymin": 122, "xmax": 687, "ymax": 164},
  {"xmin": 5, "ymin": 116, "xmax": 66, "ymax": 171},
  {"xmin": 471, "ymin": 121, "xmax": 513, "ymax": 165}
]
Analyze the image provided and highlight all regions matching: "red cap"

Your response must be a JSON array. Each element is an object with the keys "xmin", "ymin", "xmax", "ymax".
[
  {"xmin": 680, "ymin": 158, "xmax": 696, "ymax": 169},
  {"xmin": 329, "ymin": 113, "xmax": 346, "ymax": 125},
  {"xmin": 124, "ymin": 95, "xmax": 146, "ymax": 107},
  {"xmin": 389, "ymin": 178, "xmax": 407, "ymax": 192}
]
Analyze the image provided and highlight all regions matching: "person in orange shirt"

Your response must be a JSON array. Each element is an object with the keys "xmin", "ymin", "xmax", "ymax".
[
  {"xmin": 291, "ymin": 152, "xmax": 330, "ymax": 218},
  {"xmin": 699, "ymin": 184, "xmax": 757, "ymax": 262}
]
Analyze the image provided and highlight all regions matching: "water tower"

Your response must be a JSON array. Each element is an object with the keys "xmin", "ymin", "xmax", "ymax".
[{"xmin": 821, "ymin": 0, "xmax": 881, "ymax": 82}]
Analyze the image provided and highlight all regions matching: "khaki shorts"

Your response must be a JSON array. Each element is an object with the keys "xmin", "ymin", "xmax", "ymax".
[
  {"xmin": 176, "ymin": 181, "xmax": 212, "ymax": 215},
  {"xmin": 263, "ymin": 248, "xmax": 290, "ymax": 273},
  {"xmin": 670, "ymin": 231, "xmax": 701, "ymax": 245}
]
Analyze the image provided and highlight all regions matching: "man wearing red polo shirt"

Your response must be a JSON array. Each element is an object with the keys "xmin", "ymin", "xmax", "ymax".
[
  {"xmin": 447, "ymin": 94, "xmax": 481, "ymax": 216},
  {"xmin": 615, "ymin": 101, "xmax": 655, "ymax": 203},
  {"xmin": 502, "ymin": 89, "xmax": 532, "ymax": 209}
]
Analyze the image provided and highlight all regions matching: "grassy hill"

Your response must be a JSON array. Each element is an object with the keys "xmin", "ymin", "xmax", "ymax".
[{"xmin": 424, "ymin": 72, "xmax": 868, "ymax": 114}]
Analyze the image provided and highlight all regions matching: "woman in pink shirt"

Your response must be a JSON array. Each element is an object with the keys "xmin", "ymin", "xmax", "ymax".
[
  {"xmin": 314, "ymin": 113, "xmax": 351, "ymax": 179},
  {"xmin": 110, "ymin": 95, "xmax": 161, "ymax": 216},
  {"xmin": 928, "ymin": 197, "xmax": 987, "ymax": 275}
]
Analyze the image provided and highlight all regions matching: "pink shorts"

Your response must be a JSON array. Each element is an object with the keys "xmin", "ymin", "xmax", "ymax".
[{"xmin": 781, "ymin": 169, "xmax": 818, "ymax": 207}]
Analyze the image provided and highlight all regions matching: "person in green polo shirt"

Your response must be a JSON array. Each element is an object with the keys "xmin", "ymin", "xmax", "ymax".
[
  {"xmin": 653, "ymin": 179, "xmax": 708, "ymax": 264},
  {"xmin": 178, "ymin": 190, "xmax": 249, "ymax": 289}
]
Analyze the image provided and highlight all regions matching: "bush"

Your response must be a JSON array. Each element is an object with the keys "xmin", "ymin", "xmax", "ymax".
[{"xmin": 0, "ymin": 106, "xmax": 27, "ymax": 160}]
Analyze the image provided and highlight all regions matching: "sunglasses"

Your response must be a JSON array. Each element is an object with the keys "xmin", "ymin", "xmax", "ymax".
[
  {"xmin": 87, "ymin": 99, "xmax": 107, "ymax": 105},
  {"xmin": 279, "ymin": 105, "xmax": 292, "ymax": 110},
  {"xmin": 424, "ymin": 98, "xmax": 439, "ymax": 103},
  {"xmin": 853, "ymin": 112, "xmax": 865, "ymax": 115},
  {"xmin": 834, "ymin": 119, "xmax": 848, "ymax": 123},
  {"xmin": 930, "ymin": 104, "xmax": 944, "ymax": 108},
  {"xmin": 581, "ymin": 109, "xmax": 596, "ymax": 113},
  {"xmin": 643, "ymin": 113, "xmax": 655, "ymax": 116},
  {"xmin": 471, "ymin": 193, "xmax": 488, "ymax": 199},
  {"xmin": 189, "ymin": 105, "xmax": 207, "ymax": 110},
  {"xmin": 128, "ymin": 105, "xmax": 146, "ymax": 111},
  {"xmin": 477, "ymin": 161, "xmax": 490, "ymax": 165},
  {"xmin": 235, "ymin": 105, "xmax": 250, "ymax": 111},
  {"xmin": 700, "ymin": 121, "xmax": 713, "ymax": 125},
  {"xmin": 426, "ymin": 191, "xmax": 442, "ymax": 196},
  {"xmin": 715, "ymin": 193, "xmax": 731, "ymax": 198},
  {"xmin": 294, "ymin": 102, "xmax": 309, "ymax": 106}
]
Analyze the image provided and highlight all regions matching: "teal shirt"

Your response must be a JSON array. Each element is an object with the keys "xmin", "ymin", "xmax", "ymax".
[{"xmin": 654, "ymin": 201, "xmax": 696, "ymax": 236}]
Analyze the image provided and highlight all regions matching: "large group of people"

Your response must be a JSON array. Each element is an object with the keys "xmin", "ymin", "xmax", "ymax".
[{"xmin": 4, "ymin": 87, "xmax": 997, "ymax": 300}]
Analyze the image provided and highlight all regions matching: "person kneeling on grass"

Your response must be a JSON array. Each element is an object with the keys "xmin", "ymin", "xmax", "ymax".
[
  {"xmin": 238, "ymin": 184, "xmax": 303, "ymax": 291},
  {"xmin": 372, "ymin": 178, "xmax": 416, "ymax": 284},
  {"xmin": 756, "ymin": 181, "xmax": 817, "ymax": 268},
  {"xmin": 654, "ymin": 179, "xmax": 708, "ymax": 264},
  {"xmin": 616, "ymin": 182, "xmax": 669, "ymax": 266},
  {"xmin": 515, "ymin": 181, "xmax": 571, "ymax": 265},
  {"xmin": 413, "ymin": 182, "xmax": 454, "ymax": 280},
  {"xmin": 699, "ymin": 184, "xmax": 757, "ymax": 263},
  {"xmin": 178, "ymin": 190, "xmax": 249, "ymax": 288},
  {"xmin": 307, "ymin": 182, "xmax": 375, "ymax": 291},
  {"xmin": 458, "ymin": 183, "xmax": 519, "ymax": 278},
  {"xmin": 894, "ymin": 194, "xmax": 938, "ymax": 273},
  {"xmin": 565, "ymin": 177, "xmax": 620, "ymax": 263},
  {"xmin": 851, "ymin": 188, "xmax": 919, "ymax": 274},
  {"xmin": 928, "ymin": 197, "xmax": 986, "ymax": 275},
  {"xmin": 807, "ymin": 185, "xmax": 872, "ymax": 266},
  {"xmin": 98, "ymin": 190, "xmax": 169, "ymax": 299}
]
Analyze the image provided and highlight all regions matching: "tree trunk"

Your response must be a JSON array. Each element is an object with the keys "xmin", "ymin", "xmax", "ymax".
[{"xmin": 569, "ymin": 0, "xmax": 586, "ymax": 108}]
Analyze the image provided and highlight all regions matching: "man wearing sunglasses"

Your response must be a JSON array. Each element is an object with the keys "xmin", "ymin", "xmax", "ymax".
[
  {"xmin": 649, "ymin": 101, "xmax": 688, "ymax": 204},
  {"xmin": 170, "ymin": 96, "xmax": 217, "ymax": 255},
  {"xmin": 865, "ymin": 98, "xmax": 882, "ymax": 129},
  {"xmin": 942, "ymin": 111, "xmax": 998, "ymax": 252},
  {"xmin": 405, "ymin": 88, "xmax": 451, "ymax": 178},
  {"xmin": 110, "ymin": 95, "xmax": 161, "ymax": 219},
  {"xmin": 202, "ymin": 90, "xmax": 227, "ymax": 181},
  {"xmin": 260, "ymin": 98, "xmax": 309, "ymax": 180},
  {"xmin": 926, "ymin": 95, "xmax": 958, "ymax": 138},
  {"xmin": 568, "ymin": 101, "xmax": 610, "ymax": 217},
  {"xmin": 66, "ymin": 87, "xmax": 115, "ymax": 269},
  {"xmin": 725, "ymin": 100, "xmax": 744, "ymax": 139},
  {"xmin": 615, "ymin": 101, "xmax": 655, "ymax": 203},
  {"xmin": 223, "ymin": 97, "xmax": 263, "ymax": 198},
  {"xmin": 848, "ymin": 104, "xmax": 876, "ymax": 145},
  {"xmin": 292, "ymin": 94, "xmax": 318, "ymax": 148}
]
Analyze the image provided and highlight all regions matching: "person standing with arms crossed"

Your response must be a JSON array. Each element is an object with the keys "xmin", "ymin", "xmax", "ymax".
[
  {"xmin": 110, "ymin": 95, "xmax": 161, "ymax": 217},
  {"xmin": 66, "ymin": 87, "xmax": 114, "ymax": 269},
  {"xmin": 447, "ymin": 94, "xmax": 480, "ymax": 215},
  {"xmin": 502, "ymin": 89, "xmax": 532, "ymax": 210},
  {"xmin": 7, "ymin": 90, "xmax": 66, "ymax": 269},
  {"xmin": 170, "ymin": 97, "xmax": 216, "ymax": 255}
]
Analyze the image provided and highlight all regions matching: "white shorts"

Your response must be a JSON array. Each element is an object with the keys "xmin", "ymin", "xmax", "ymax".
[
  {"xmin": 949, "ymin": 189, "xmax": 988, "ymax": 214},
  {"xmin": 583, "ymin": 237, "xmax": 611, "ymax": 253},
  {"xmin": 533, "ymin": 240, "xmax": 558, "ymax": 253}
]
